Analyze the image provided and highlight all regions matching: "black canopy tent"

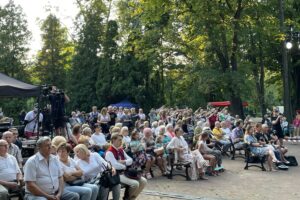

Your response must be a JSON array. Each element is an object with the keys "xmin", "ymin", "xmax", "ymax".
[
  {"xmin": 0, "ymin": 73, "xmax": 41, "ymax": 141},
  {"xmin": 0, "ymin": 72, "xmax": 40, "ymax": 97}
]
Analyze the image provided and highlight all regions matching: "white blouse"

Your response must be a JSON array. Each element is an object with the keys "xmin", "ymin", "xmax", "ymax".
[
  {"xmin": 166, "ymin": 136, "xmax": 189, "ymax": 155},
  {"xmin": 123, "ymin": 136, "xmax": 131, "ymax": 145},
  {"xmin": 91, "ymin": 133, "xmax": 107, "ymax": 146},
  {"xmin": 59, "ymin": 157, "xmax": 77, "ymax": 174},
  {"xmin": 76, "ymin": 152, "xmax": 108, "ymax": 181}
]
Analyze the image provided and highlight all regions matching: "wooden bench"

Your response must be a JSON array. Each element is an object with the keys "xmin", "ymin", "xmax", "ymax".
[
  {"xmin": 244, "ymin": 144, "xmax": 266, "ymax": 171},
  {"xmin": 167, "ymin": 152, "xmax": 191, "ymax": 181},
  {"xmin": 229, "ymin": 138, "xmax": 245, "ymax": 160}
]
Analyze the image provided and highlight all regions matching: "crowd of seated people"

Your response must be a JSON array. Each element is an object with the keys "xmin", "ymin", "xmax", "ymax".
[{"xmin": 0, "ymin": 105, "xmax": 294, "ymax": 200}]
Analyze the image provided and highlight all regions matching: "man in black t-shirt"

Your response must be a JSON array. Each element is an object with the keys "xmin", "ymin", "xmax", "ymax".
[{"xmin": 49, "ymin": 86, "xmax": 70, "ymax": 136}]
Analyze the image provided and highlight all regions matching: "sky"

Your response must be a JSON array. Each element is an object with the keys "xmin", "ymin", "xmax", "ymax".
[{"xmin": 0, "ymin": 0, "xmax": 79, "ymax": 58}]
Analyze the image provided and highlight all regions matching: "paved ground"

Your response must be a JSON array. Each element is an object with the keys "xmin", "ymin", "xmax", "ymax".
[{"xmin": 137, "ymin": 142, "xmax": 300, "ymax": 200}]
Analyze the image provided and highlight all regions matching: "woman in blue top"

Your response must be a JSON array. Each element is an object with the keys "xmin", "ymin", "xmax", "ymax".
[{"xmin": 244, "ymin": 125, "xmax": 280, "ymax": 171}]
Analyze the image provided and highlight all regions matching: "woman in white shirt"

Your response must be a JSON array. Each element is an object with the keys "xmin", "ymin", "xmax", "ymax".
[
  {"xmin": 221, "ymin": 121, "xmax": 232, "ymax": 139},
  {"xmin": 56, "ymin": 143, "xmax": 98, "ymax": 200},
  {"xmin": 138, "ymin": 109, "xmax": 146, "ymax": 121},
  {"xmin": 167, "ymin": 127, "xmax": 208, "ymax": 180},
  {"xmin": 91, "ymin": 124, "xmax": 107, "ymax": 148},
  {"xmin": 121, "ymin": 126, "xmax": 131, "ymax": 150},
  {"xmin": 74, "ymin": 144, "xmax": 121, "ymax": 200}
]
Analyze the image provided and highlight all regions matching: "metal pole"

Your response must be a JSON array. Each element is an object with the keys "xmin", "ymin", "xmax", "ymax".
[
  {"xmin": 36, "ymin": 96, "xmax": 41, "ymax": 140},
  {"xmin": 279, "ymin": 0, "xmax": 292, "ymax": 122}
]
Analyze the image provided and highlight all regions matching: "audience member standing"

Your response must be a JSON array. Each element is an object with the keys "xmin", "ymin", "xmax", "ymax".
[{"xmin": 24, "ymin": 105, "xmax": 43, "ymax": 138}]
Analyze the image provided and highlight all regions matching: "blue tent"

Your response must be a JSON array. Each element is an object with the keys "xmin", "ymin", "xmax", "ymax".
[{"xmin": 110, "ymin": 100, "xmax": 138, "ymax": 108}]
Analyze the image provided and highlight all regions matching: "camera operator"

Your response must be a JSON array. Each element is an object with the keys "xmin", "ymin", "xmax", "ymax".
[
  {"xmin": 41, "ymin": 104, "xmax": 52, "ymax": 136},
  {"xmin": 49, "ymin": 86, "xmax": 70, "ymax": 137},
  {"xmin": 24, "ymin": 104, "xmax": 43, "ymax": 139},
  {"xmin": 271, "ymin": 108, "xmax": 284, "ymax": 147}
]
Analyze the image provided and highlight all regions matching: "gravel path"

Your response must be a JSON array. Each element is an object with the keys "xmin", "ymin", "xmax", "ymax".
[{"xmin": 134, "ymin": 143, "xmax": 300, "ymax": 200}]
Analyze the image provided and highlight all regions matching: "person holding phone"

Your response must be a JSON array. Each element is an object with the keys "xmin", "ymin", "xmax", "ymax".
[{"xmin": 271, "ymin": 109, "xmax": 284, "ymax": 146}]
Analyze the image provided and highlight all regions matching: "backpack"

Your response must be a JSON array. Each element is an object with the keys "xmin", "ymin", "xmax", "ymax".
[{"xmin": 284, "ymin": 156, "xmax": 298, "ymax": 166}]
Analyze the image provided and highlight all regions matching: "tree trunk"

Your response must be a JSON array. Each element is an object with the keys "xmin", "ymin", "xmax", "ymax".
[
  {"xmin": 229, "ymin": 0, "xmax": 244, "ymax": 118},
  {"xmin": 250, "ymin": 32, "xmax": 266, "ymax": 117},
  {"xmin": 290, "ymin": 54, "xmax": 300, "ymax": 113},
  {"xmin": 258, "ymin": 39, "xmax": 266, "ymax": 116},
  {"xmin": 279, "ymin": 0, "xmax": 293, "ymax": 122}
]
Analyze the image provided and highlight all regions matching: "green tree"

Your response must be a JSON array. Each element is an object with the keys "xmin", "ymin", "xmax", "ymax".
[
  {"xmin": 0, "ymin": 0, "xmax": 30, "ymax": 79},
  {"xmin": 96, "ymin": 20, "xmax": 119, "ymax": 105},
  {"xmin": 0, "ymin": 0, "xmax": 31, "ymax": 122},
  {"xmin": 286, "ymin": 1, "xmax": 300, "ymax": 115},
  {"xmin": 36, "ymin": 14, "xmax": 73, "ymax": 88},
  {"xmin": 116, "ymin": 0, "xmax": 175, "ymax": 109},
  {"xmin": 68, "ymin": 0, "xmax": 107, "ymax": 111}
]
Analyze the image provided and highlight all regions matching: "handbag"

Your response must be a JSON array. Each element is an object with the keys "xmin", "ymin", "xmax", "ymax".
[
  {"xmin": 154, "ymin": 147, "xmax": 164, "ymax": 156},
  {"xmin": 67, "ymin": 178, "xmax": 85, "ymax": 186},
  {"xmin": 284, "ymin": 156, "xmax": 298, "ymax": 166},
  {"xmin": 99, "ymin": 162, "xmax": 120, "ymax": 188},
  {"xmin": 124, "ymin": 168, "xmax": 141, "ymax": 180}
]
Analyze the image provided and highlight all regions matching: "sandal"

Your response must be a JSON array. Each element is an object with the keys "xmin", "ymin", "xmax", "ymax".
[
  {"xmin": 284, "ymin": 161, "xmax": 290, "ymax": 165},
  {"xmin": 199, "ymin": 175, "xmax": 208, "ymax": 180},
  {"xmin": 163, "ymin": 171, "xmax": 170, "ymax": 176},
  {"xmin": 212, "ymin": 171, "xmax": 219, "ymax": 176},
  {"xmin": 269, "ymin": 168, "xmax": 278, "ymax": 172},
  {"xmin": 146, "ymin": 172, "xmax": 152, "ymax": 179},
  {"xmin": 272, "ymin": 160, "xmax": 281, "ymax": 164}
]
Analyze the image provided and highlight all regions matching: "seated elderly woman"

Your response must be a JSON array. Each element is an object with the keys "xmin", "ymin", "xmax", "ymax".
[
  {"xmin": 151, "ymin": 121, "xmax": 158, "ymax": 136},
  {"xmin": 51, "ymin": 136, "xmax": 68, "ymax": 155},
  {"xmin": 255, "ymin": 123, "xmax": 289, "ymax": 164},
  {"xmin": 82, "ymin": 127, "xmax": 94, "ymax": 145},
  {"xmin": 121, "ymin": 126, "xmax": 131, "ymax": 152},
  {"xmin": 155, "ymin": 125, "xmax": 172, "ymax": 172},
  {"xmin": 212, "ymin": 121, "xmax": 231, "ymax": 153},
  {"xmin": 154, "ymin": 132, "xmax": 170, "ymax": 175},
  {"xmin": 192, "ymin": 126, "xmax": 202, "ymax": 149},
  {"xmin": 165, "ymin": 124, "xmax": 175, "ymax": 139},
  {"xmin": 74, "ymin": 144, "xmax": 121, "ymax": 200},
  {"xmin": 197, "ymin": 131, "xmax": 218, "ymax": 176},
  {"xmin": 220, "ymin": 121, "xmax": 232, "ymax": 139},
  {"xmin": 56, "ymin": 143, "xmax": 98, "ymax": 200},
  {"xmin": 91, "ymin": 124, "xmax": 107, "ymax": 148},
  {"xmin": 129, "ymin": 130, "xmax": 152, "ymax": 179},
  {"xmin": 167, "ymin": 127, "xmax": 208, "ymax": 180},
  {"xmin": 78, "ymin": 135, "xmax": 94, "ymax": 151},
  {"xmin": 244, "ymin": 125, "xmax": 280, "ymax": 171},
  {"xmin": 142, "ymin": 128, "xmax": 168, "ymax": 178},
  {"xmin": 199, "ymin": 128, "xmax": 223, "ymax": 169}
]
